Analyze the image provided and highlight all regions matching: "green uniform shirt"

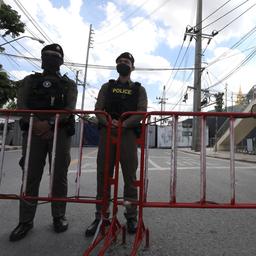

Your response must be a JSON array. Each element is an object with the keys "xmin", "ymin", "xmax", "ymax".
[{"xmin": 95, "ymin": 81, "xmax": 148, "ymax": 127}]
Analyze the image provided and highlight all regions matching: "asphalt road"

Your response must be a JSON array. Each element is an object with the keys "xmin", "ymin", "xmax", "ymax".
[{"xmin": 1, "ymin": 147, "xmax": 256, "ymax": 256}]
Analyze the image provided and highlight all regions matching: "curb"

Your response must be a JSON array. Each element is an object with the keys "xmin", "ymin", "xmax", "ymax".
[{"xmin": 180, "ymin": 149, "xmax": 256, "ymax": 164}]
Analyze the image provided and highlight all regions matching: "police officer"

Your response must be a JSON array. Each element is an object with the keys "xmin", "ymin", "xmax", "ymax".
[
  {"xmin": 85, "ymin": 52, "xmax": 148, "ymax": 236},
  {"xmin": 9, "ymin": 44, "xmax": 78, "ymax": 241}
]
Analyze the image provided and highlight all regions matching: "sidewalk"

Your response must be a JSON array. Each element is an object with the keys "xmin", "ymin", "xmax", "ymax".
[{"xmin": 180, "ymin": 147, "xmax": 256, "ymax": 163}]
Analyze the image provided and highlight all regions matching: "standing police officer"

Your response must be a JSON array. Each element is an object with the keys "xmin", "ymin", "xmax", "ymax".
[
  {"xmin": 85, "ymin": 52, "xmax": 147, "ymax": 236},
  {"xmin": 9, "ymin": 44, "xmax": 78, "ymax": 241}
]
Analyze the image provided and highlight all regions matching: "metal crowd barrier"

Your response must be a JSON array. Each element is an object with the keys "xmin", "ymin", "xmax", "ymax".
[
  {"xmin": 1, "ymin": 109, "xmax": 256, "ymax": 255},
  {"xmin": 116, "ymin": 111, "xmax": 256, "ymax": 256},
  {"xmin": 0, "ymin": 109, "xmax": 119, "ymax": 255}
]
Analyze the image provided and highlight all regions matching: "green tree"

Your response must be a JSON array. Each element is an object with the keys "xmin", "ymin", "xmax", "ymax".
[
  {"xmin": 214, "ymin": 92, "xmax": 224, "ymax": 112},
  {"xmin": 0, "ymin": 3, "xmax": 25, "ymax": 38},
  {"xmin": 0, "ymin": 64, "xmax": 18, "ymax": 108},
  {"xmin": 0, "ymin": 2, "xmax": 25, "ymax": 108}
]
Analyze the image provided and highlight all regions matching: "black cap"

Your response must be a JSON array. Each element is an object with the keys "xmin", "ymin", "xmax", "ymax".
[
  {"xmin": 41, "ymin": 43, "xmax": 64, "ymax": 59},
  {"xmin": 116, "ymin": 52, "xmax": 134, "ymax": 65}
]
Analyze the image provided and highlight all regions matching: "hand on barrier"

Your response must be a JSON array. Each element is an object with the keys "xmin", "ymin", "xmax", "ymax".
[
  {"xmin": 111, "ymin": 119, "xmax": 119, "ymax": 128},
  {"xmin": 41, "ymin": 130, "xmax": 54, "ymax": 140},
  {"xmin": 32, "ymin": 120, "xmax": 51, "ymax": 136}
]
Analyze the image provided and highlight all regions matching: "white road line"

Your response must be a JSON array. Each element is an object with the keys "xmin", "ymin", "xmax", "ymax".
[
  {"xmin": 148, "ymin": 157, "xmax": 162, "ymax": 169},
  {"xmin": 68, "ymin": 169, "xmax": 96, "ymax": 173},
  {"xmin": 68, "ymin": 165, "xmax": 255, "ymax": 174}
]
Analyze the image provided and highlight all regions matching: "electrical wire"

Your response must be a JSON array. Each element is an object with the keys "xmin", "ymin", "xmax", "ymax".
[
  {"xmin": 95, "ymin": 0, "xmax": 170, "ymax": 44},
  {"xmin": 13, "ymin": 0, "xmax": 53, "ymax": 43},
  {"xmin": 202, "ymin": 0, "xmax": 250, "ymax": 30},
  {"xmin": 165, "ymin": 40, "xmax": 192, "ymax": 93},
  {"xmin": 15, "ymin": 41, "xmax": 41, "ymax": 70},
  {"xmin": 217, "ymin": 2, "xmax": 256, "ymax": 34},
  {"xmin": 207, "ymin": 25, "xmax": 256, "ymax": 67},
  {"xmin": 0, "ymin": 52, "xmax": 196, "ymax": 71},
  {"xmin": 207, "ymin": 47, "xmax": 256, "ymax": 90},
  {"xmin": 195, "ymin": 0, "xmax": 233, "ymax": 29},
  {"xmin": 13, "ymin": 0, "xmax": 80, "ymax": 78},
  {"xmin": 1, "ymin": 36, "xmax": 40, "ymax": 70},
  {"xmin": 98, "ymin": 0, "xmax": 149, "ymax": 36}
]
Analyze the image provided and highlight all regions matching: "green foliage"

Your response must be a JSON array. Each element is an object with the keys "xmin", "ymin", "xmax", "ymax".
[
  {"xmin": 0, "ymin": 3, "xmax": 25, "ymax": 108},
  {"xmin": 214, "ymin": 92, "xmax": 224, "ymax": 112},
  {"xmin": 0, "ymin": 66, "xmax": 18, "ymax": 108},
  {"xmin": 5, "ymin": 99, "xmax": 17, "ymax": 109},
  {"xmin": 0, "ymin": 3, "xmax": 25, "ymax": 37}
]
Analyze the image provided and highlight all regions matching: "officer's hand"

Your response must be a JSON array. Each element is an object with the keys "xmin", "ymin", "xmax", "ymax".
[
  {"xmin": 32, "ymin": 120, "xmax": 51, "ymax": 136},
  {"xmin": 41, "ymin": 130, "xmax": 54, "ymax": 140},
  {"xmin": 111, "ymin": 119, "xmax": 119, "ymax": 128}
]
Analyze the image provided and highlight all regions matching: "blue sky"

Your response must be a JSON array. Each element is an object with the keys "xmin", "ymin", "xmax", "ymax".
[{"xmin": 1, "ymin": 0, "xmax": 256, "ymax": 111}]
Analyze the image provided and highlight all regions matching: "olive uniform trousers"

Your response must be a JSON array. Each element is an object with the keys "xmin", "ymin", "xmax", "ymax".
[
  {"xmin": 95, "ymin": 127, "xmax": 138, "ymax": 221},
  {"xmin": 19, "ymin": 128, "xmax": 71, "ymax": 223}
]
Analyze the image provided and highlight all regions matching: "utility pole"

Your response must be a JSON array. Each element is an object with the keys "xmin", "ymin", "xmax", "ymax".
[
  {"xmin": 75, "ymin": 70, "xmax": 80, "ymax": 87},
  {"xmin": 191, "ymin": 0, "xmax": 203, "ymax": 151},
  {"xmin": 81, "ymin": 24, "xmax": 94, "ymax": 110},
  {"xmin": 184, "ymin": 0, "xmax": 218, "ymax": 150},
  {"xmin": 225, "ymin": 83, "xmax": 228, "ymax": 111},
  {"xmin": 231, "ymin": 92, "xmax": 234, "ymax": 112},
  {"xmin": 0, "ymin": 0, "xmax": 3, "ymax": 7},
  {"xmin": 156, "ymin": 85, "xmax": 168, "ymax": 125}
]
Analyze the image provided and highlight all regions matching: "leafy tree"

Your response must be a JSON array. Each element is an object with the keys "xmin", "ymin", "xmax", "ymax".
[
  {"xmin": 0, "ymin": 2, "xmax": 25, "ymax": 108},
  {"xmin": 0, "ymin": 64, "xmax": 18, "ymax": 108},
  {"xmin": 214, "ymin": 92, "xmax": 224, "ymax": 112},
  {"xmin": 0, "ymin": 3, "xmax": 25, "ymax": 38}
]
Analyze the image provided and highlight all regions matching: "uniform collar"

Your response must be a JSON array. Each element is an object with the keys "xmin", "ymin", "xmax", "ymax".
[{"xmin": 116, "ymin": 79, "xmax": 132, "ymax": 86}]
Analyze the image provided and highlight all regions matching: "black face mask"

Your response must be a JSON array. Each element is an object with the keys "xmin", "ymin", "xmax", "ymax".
[
  {"xmin": 116, "ymin": 63, "xmax": 131, "ymax": 76},
  {"xmin": 41, "ymin": 54, "xmax": 63, "ymax": 72}
]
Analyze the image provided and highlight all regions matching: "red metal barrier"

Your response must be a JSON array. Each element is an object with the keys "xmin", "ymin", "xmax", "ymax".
[
  {"xmin": 2, "ymin": 109, "xmax": 256, "ymax": 255},
  {"xmin": 116, "ymin": 111, "xmax": 256, "ymax": 256},
  {"xmin": 0, "ymin": 109, "xmax": 118, "ymax": 255}
]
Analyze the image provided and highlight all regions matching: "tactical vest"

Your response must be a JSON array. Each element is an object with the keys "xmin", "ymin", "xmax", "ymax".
[
  {"xmin": 26, "ymin": 73, "xmax": 69, "ymax": 110},
  {"xmin": 105, "ymin": 79, "xmax": 141, "ymax": 119}
]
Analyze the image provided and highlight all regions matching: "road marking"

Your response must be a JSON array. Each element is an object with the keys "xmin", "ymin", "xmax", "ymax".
[
  {"xmin": 147, "ymin": 157, "xmax": 163, "ymax": 169},
  {"xmin": 68, "ymin": 165, "xmax": 256, "ymax": 174},
  {"xmin": 70, "ymin": 148, "xmax": 97, "ymax": 166}
]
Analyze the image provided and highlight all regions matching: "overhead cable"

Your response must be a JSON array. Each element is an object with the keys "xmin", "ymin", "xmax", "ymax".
[
  {"xmin": 0, "ymin": 52, "xmax": 197, "ymax": 71},
  {"xmin": 95, "ymin": 0, "xmax": 170, "ymax": 44}
]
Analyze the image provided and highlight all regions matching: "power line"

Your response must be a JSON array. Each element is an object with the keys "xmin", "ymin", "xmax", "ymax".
[
  {"xmin": 0, "ymin": 52, "xmax": 197, "ymax": 71},
  {"xmin": 12, "ymin": 0, "xmax": 80, "ymax": 77},
  {"xmin": 165, "ymin": 40, "xmax": 193, "ymax": 94},
  {"xmin": 207, "ymin": 47, "xmax": 256, "ymax": 90},
  {"xmin": 202, "ymin": 0, "xmax": 251, "ymax": 31},
  {"xmin": 95, "ymin": 0, "xmax": 170, "ymax": 44},
  {"xmin": 1, "ymin": 36, "xmax": 40, "ymax": 70},
  {"xmin": 207, "ymin": 25, "xmax": 256, "ymax": 67},
  {"xmin": 217, "ymin": 2, "xmax": 256, "ymax": 34},
  {"xmin": 13, "ymin": 0, "xmax": 53, "ymax": 43},
  {"xmin": 196, "ymin": 0, "xmax": 233, "ymax": 28},
  {"xmin": 98, "ymin": 0, "xmax": 148, "ymax": 36}
]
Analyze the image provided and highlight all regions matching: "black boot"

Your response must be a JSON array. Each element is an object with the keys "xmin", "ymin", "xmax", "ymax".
[
  {"xmin": 85, "ymin": 219, "xmax": 110, "ymax": 237},
  {"xmin": 127, "ymin": 218, "xmax": 137, "ymax": 234},
  {"xmin": 9, "ymin": 222, "xmax": 33, "ymax": 242},
  {"xmin": 53, "ymin": 216, "xmax": 68, "ymax": 233}
]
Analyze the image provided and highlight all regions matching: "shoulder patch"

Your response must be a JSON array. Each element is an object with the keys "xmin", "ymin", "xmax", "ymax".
[
  {"xmin": 108, "ymin": 79, "xmax": 116, "ymax": 84},
  {"xmin": 134, "ymin": 81, "xmax": 141, "ymax": 87},
  {"xmin": 62, "ymin": 74, "xmax": 70, "ymax": 81},
  {"xmin": 30, "ymin": 72, "xmax": 42, "ymax": 79}
]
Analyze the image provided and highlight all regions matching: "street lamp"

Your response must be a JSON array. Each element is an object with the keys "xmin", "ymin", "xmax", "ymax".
[{"xmin": 0, "ymin": 35, "xmax": 45, "ymax": 48}]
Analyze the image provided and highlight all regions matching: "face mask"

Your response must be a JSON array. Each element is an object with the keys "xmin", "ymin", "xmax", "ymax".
[
  {"xmin": 41, "ymin": 54, "xmax": 63, "ymax": 72},
  {"xmin": 116, "ymin": 63, "xmax": 131, "ymax": 76}
]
